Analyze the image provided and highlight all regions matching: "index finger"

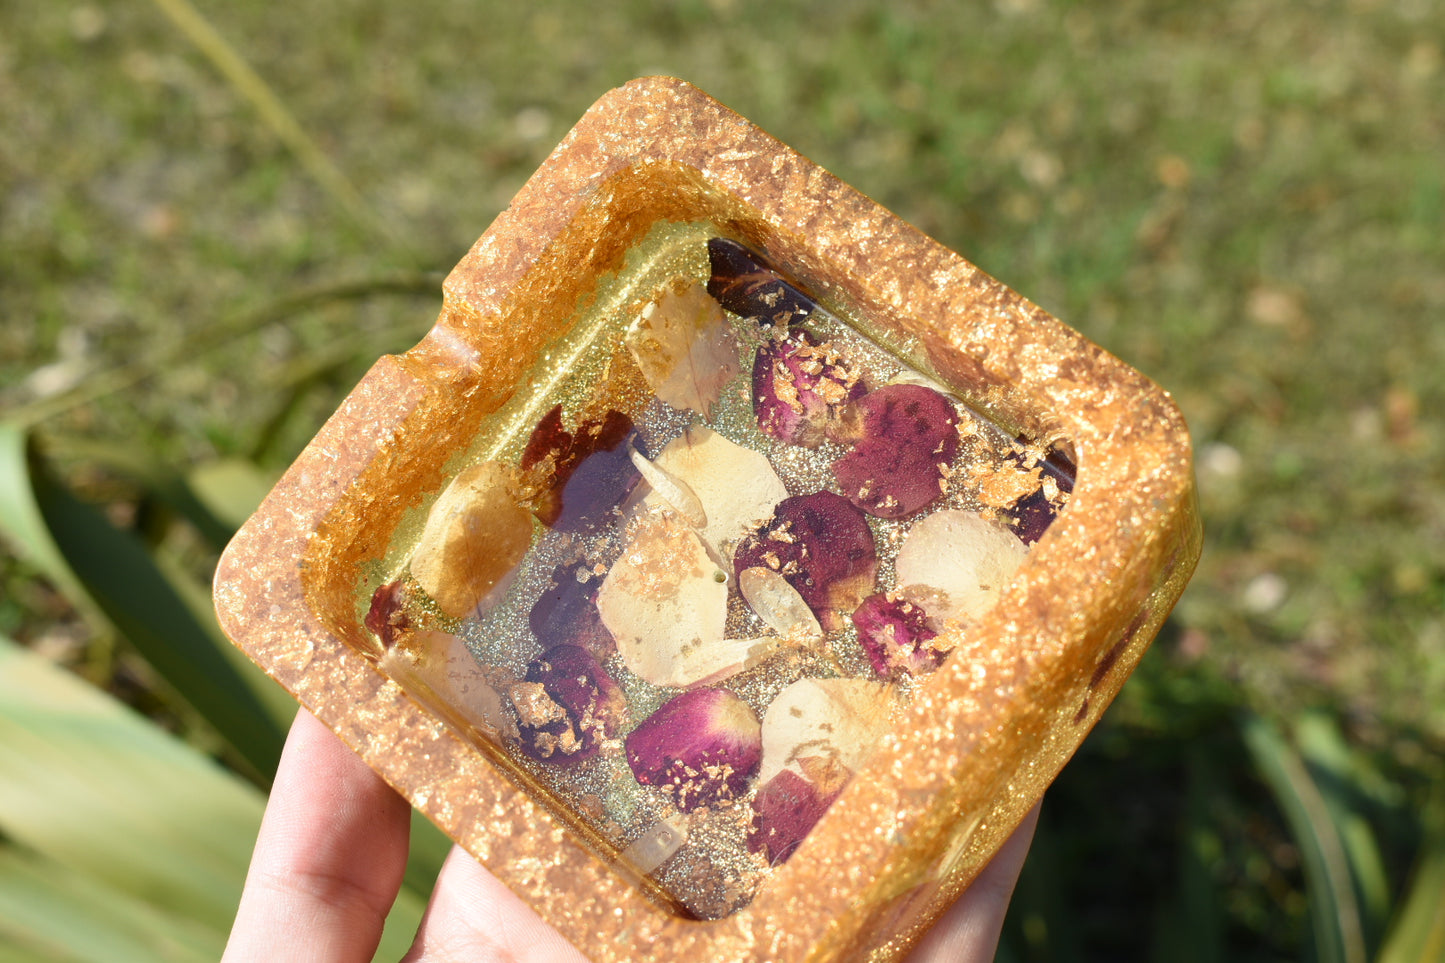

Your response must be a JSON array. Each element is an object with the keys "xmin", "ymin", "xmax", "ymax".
[
  {"xmin": 223, "ymin": 708, "xmax": 412, "ymax": 963},
  {"xmin": 905, "ymin": 801, "xmax": 1041, "ymax": 963}
]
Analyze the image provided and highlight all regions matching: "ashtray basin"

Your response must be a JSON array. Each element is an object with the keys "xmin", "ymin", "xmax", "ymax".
[{"xmin": 214, "ymin": 76, "xmax": 1200, "ymax": 962}]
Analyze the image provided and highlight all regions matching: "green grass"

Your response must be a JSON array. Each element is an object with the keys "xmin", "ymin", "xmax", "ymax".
[{"xmin": 2, "ymin": 0, "xmax": 1443, "ymax": 959}]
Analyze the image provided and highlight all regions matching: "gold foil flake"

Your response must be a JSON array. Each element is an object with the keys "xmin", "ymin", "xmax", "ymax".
[{"xmin": 968, "ymin": 461, "xmax": 1044, "ymax": 511}]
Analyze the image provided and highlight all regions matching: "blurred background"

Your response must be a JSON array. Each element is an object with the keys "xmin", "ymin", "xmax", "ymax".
[{"xmin": 2, "ymin": 0, "xmax": 1442, "ymax": 960}]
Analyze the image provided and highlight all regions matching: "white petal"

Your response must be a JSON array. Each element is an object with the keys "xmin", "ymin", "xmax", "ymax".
[
  {"xmin": 758, "ymin": 677, "xmax": 892, "ymax": 786},
  {"xmin": 381, "ymin": 630, "xmax": 516, "ymax": 743},
  {"xmin": 598, "ymin": 512, "xmax": 738, "ymax": 687},
  {"xmin": 648, "ymin": 425, "xmax": 789, "ymax": 559},
  {"xmin": 738, "ymin": 566, "xmax": 823, "ymax": 640},
  {"xmin": 894, "ymin": 509, "xmax": 1027, "ymax": 628},
  {"xmin": 409, "ymin": 461, "xmax": 533, "ymax": 618},
  {"xmin": 629, "ymin": 446, "xmax": 707, "ymax": 530},
  {"xmin": 626, "ymin": 281, "xmax": 740, "ymax": 418}
]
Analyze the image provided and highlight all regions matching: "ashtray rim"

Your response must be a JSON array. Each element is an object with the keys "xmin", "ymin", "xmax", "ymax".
[{"xmin": 215, "ymin": 76, "xmax": 1200, "ymax": 962}]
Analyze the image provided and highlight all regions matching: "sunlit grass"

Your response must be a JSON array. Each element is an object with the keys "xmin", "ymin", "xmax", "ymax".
[{"xmin": 1, "ymin": 0, "xmax": 1442, "ymax": 959}]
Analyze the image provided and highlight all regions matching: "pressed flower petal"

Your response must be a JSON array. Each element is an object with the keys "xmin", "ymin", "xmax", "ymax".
[
  {"xmin": 379, "ymin": 629, "xmax": 517, "ymax": 744},
  {"xmin": 894, "ymin": 509, "xmax": 1028, "ymax": 628},
  {"xmin": 625, "ymin": 688, "xmax": 761, "ymax": 811},
  {"xmin": 646, "ymin": 425, "xmax": 788, "ymax": 562},
  {"xmin": 752, "ymin": 328, "xmax": 866, "ymax": 448},
  {"xmin": 409, "ymin": 461, "xmax": 533, "ymax": 618},
  {"xmin": 599, "ymin": 512, "xmax": 763, "ymax": 687},
  {"xmin": 738, "ymin": 566, "xmax": 823, "ymax": 640},
  {"xmin": 757, "ymin": 677, "xmax": 892, "ymax": 786},
  {"xmin": 850, "ymin": 593, "xmax": 945, "ymax": 681},
  {"xmin": 626, "ymin": 280, "xmax": 740, "ymax": 419},
  {"xmin": 511, "ymin": 645, "xmax": 626, "ymax": 766},
  {"xmin": 733, "ymin": 492, "xmax": 877, "ymax": 632},
  {"xmin": 629, "ymin": 446, "xmax": 707, "ymax": 531},
  {"xmin": 746, "ymin": 768, "xmax": 845, "ymax": 865},
  {"xmin": 830, "ymin": 383, "xmax": 961, "ymax": 519},
  {"xmin": 706, "ymin": 237, "xmax": 815, "ymax": 328}
]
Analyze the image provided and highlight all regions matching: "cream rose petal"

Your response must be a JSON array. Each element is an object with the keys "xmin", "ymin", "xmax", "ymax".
[
  {"xmin": 599, "ymin": 511, "xmax": 764, "ymax": 687},
  {"xmin": 757, "ymin": 677, "xmax": 893, "ymax": 786},
  {"xmin": 894, "ymin": 509, "xmax": 1028, "ymax": 629}
]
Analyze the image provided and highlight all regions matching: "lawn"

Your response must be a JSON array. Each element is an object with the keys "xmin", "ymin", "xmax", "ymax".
[{"xmin": 2, "ymin": 1, "xmax": 1442, "ymax": 960}]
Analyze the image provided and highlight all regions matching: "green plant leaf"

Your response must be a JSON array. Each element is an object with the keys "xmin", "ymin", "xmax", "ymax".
[
  {"xmin": 0, "ymin": 634, "xmax": 265, "ymax": 934},
  {"xmin": 1293, "ymin": 710, "xmax": 1394, "ymax": 949},
  {"xmin": 1150, "ymin": 748, "xmax": 1225, "ymax": 963},
  {"xmin": 0, "ymin": 844, "xmax": 224, "ymax": 962},
  {"xmin": 373, "ymin": 878, "xmax": 427, "ymax": 962},
  {"xmin": 403, "ymin": 809, "xmax": 451, "ymax": 902},
  {"xmin": 0, "ymin": 425, "xmax": 105, "ymax": 634},
  {"xmin": 1241, "ymin": 713, "xmax": 1367, "ymax": 963},
  {"xmin": 28, "ymin": 433, "xmax": 238, "ymax": 552},
  {"xmin": 0, "ymin": 425, "xmax": 287, "ymax": 775},
  {"xmin": 186, "ymin": 458, "xmax": 281, "ymax": 534},
  {"xmin": 147, "ymin": 0, "xmax": 400, "ymax": 250},
  {"xmin": 1377, "ymin": 784, "xmax": 1445, "ymax": 963},
  {"xmin": 0, "ymin": 633, "xmax": 462, "ymax": 961},
  {"xmin": 1000, "ymin": 803, "xmax": 1085, "ymax": 963}
]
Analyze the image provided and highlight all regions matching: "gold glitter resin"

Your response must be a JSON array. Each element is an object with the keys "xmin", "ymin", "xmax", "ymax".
[{"xmin": 214, "ymin": 78, "xmax": 1201, "ymax": 962}]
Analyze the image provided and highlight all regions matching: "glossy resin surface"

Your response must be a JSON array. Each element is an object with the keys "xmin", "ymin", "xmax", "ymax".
[
  {"xmin": 359, "ymin": 229, "xmax": 1078, "ymax": 918},
  {"xmin": 215, "ymin": 78, "xmax": 1199, "ymax": 962}
]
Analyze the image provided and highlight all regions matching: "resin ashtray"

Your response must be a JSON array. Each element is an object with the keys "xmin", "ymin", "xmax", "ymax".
[{"xmin": 215, "ymin": 78, "xmax": 1200, "ymax": 961}]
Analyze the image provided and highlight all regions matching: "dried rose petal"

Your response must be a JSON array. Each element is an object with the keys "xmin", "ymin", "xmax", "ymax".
[
  {"xmin": 733, "ymin": 492, "xmax": 877, "ymax": 632},
  {"xmin": 644, "ymin": 426, "xmax": 788, "ymax": 561},
  {"xmin": 1000, "ymin": 444, "xmax": 1076, "ymax": 544},
  {"xmin": 409, "ymin": 461, "xmax": 534, "ymax": 618},
  {"xmin": 626, "ymin": 280, "xmax": 741, "ymax": 419},
  {"xmin": 520, "ymin": 405, "xmax": 633, "ymax": 478},
  {"xmin": 752, "ymin": 328, "xmax": 866, "ymax": 448},
  {"xmin": 519, "ymin": 404, "xmax": 570, "ymax": 474},
  {"xmin": 748, "ymin": 674, "xmax": 889, "ymax": 864},
  {"xmin": 830, "ymin": 383, "xmax": 961, "ymax": 519},
  {"xmin": 380, "ymin": 629, "xmax": 516, "ymax": 744},
  {"xmin": 894, "ymin": 509, "xmax": 1028, "ymax": 629},
  {"xmin": 706, "ymin": 237, "xmax": 815, "ymax": 328},
  {"xmin": 738, "ymin": 566, "xmax": 823, "ymax": 641},
  {"xmin": 599, "ymin": 511, "xmax": 778, "ymax": 686},
  {"xmin": 629, "ymin": 446, "xmax": 707, "ymax": 530},
  {"xmin": 554, "ymin": 446, "xmax": 642, "ymax": 533},
  {"xmin": 625, "ymin": 688, "xmax": 761, "ymax": 812},
  {"xmin": 511, "ymin": 644, "xmax": 626, "ymax": 766},
  {"xmin": 746, "ymin": 768, "xmax": 845, "ymax": 865},
  {"xmin": 519, "ymin": 405, "xmax": 638, "ymax": 530},
  {"xmin": 528, "ymin": 561, "xmax": 614, "ymax": 656},
  {"xmin": 748, "ymin": 674, "xmax": 889, "ymax": 865},
  {"xmin": 365, "ymin": 579, "xmax": 411, "ymax": 647},
  {"xmin": 757, "ymin": 677, "xmax": 892, "ymax": 786},
  {"xmin": 850, "ymin": 593, "xmax": 945, "ymax": 681}
]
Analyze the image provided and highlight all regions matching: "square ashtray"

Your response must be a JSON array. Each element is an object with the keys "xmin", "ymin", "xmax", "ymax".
[{"xmin": 215, "ymin": 77, "xmax": 1200, "ymax": 961}]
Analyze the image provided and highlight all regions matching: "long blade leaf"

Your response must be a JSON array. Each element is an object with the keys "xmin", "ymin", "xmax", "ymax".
[
  {"xmin": 0, "ymin": 635, "xmax": 265, "ymax": 930},
  {"xmin": 0, "ymin": 845, "xmax": 224, "ymax": 962},
  {"xmin": 1377, "ymin": 784, "xmax": 1445, "ymax": 963},
  {"xmin": 0, "ymin": 425, "xmax": 105, "ymax": 633},
  {"xmin": 1241, "ymin": 713, "xmax": 1366, "ymax": 963},
  {"xmin": 0, "ymin": 426, "xmax": 287, "ymax": 774}
]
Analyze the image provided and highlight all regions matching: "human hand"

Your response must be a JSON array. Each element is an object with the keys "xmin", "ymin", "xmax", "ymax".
[{"xmin": 225, "ymin": 709, "xmax": 1037, "ymax": 962}]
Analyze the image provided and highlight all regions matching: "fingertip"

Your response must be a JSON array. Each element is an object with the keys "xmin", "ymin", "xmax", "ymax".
[
  {"xmin": 401, "ymin": 846, "xmax": 591, "ymax": 963},
  {"xmin": 905, "ymin": 801, "xmax": 1042, "ymax": 963},
  {"xmin": 224, "ymin": 709, "xmax": 412, "ymax": 962}
]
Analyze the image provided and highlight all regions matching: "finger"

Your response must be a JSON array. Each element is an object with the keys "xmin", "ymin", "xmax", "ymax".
[
  {"xmin": 905, "ymin": 801, "xmax": 1042, "ymax": 963},
  {"xmin": 224, "ymin": 708, "xmax": 412, "ymax": 963},
  {"xmin": 400, "ymin": 845, "xmax": 590, "ymax": 963}
]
